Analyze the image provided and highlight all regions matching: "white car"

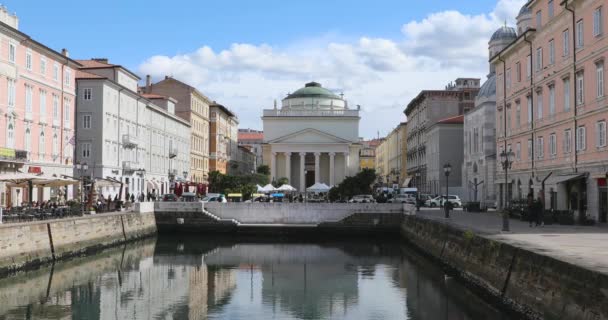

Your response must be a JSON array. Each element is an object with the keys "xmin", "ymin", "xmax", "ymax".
[
  {"xmin": 388, "ymin": 194, "xmax": 416, "ymax": 204},
  {"xmin": 425, "ymin": 196, "xmax": 442, "ymax": 207},
  {"xmin": 349, "ymin": 195, "xmax": 375, "ymax": 203},
  {"xmin": 439, "ymin": 195, "xmax": 462, "ymax": 208}
]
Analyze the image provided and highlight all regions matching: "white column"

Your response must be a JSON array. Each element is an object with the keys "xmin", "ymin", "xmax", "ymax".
[
  {"xmin": 285, "ymin": 152, "xmax": 292, "ymax": 184},
  {"xmin": 329, "ymin": 152, "xmax": 335, "ymax": 186},
  {"xmin": 314, "ymin": 152, "xmax": 321, "ymax": 183},
  {"xmin": 344, "ymin": 152, "xmax": 350, "ymax": 178},
  {"xmin": 299, "ymin": 152, "xmax": 306, "ymax": 192},
  {"xmin": 271, "ymin": 152, "xmax": 277, "ymax": 182}
]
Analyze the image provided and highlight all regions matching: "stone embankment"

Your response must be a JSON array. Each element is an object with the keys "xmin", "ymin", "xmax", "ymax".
[
  {"xmin": 0, "ymin": 208, "xmax": 156, "ymax": 277},
  {"xmin": 401, "ymin": 215, "xmax": 608, "ymax": 320}
]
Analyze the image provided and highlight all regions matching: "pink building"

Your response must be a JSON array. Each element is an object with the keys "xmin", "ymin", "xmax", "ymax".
[
  {"xmin": 492, "ymin": 0, "xmax": 608, "ymax": 222},
  {"xmin": 0, "ymin": 8, "xmax": 80, "ymax": 206}
]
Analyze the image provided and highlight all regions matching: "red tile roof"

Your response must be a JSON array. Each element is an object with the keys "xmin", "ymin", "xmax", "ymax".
[
  {"xmin": 141, "ymin": 93, "xmax": 167, "ymax": 99},
  {"xmin": 76, "ymin": 59, "xmax": 117, "ymax": 68},
  {"xmin": 437, "ymin": 115, "xmax": 464, "ymax": 124},
  {"xmin": 76, "ymin": 70, "xmax": 105, "ymax": 79},
  {"xmin": 238, "ymin": 132, "xmax": 264, "ymax": 141}
]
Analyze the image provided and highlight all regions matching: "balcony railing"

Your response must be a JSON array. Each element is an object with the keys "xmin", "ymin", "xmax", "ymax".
[
  {"xmin": 122, "ymin": 134, "xmax": 138, "ymax": 148},
  {"xmin": 122, "ymin": 161, "xmax": 142, "ymax": 172},
  {"xmin": 169, "ymin": 146, "xmax": 178, "ymax": 158},
  {"xmin": 263, "ymin": 109, "xmax": 360, "ymax": 117}
]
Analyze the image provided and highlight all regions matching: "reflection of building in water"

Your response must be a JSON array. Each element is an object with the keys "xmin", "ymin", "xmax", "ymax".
[{"xmin": 188, "ymin": 266, "xmax": 208, "ymax": 320}]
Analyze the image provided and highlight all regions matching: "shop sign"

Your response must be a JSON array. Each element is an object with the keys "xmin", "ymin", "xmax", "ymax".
[
  {"xmin": 0, "ymin": 147, "xmax": 15, "ymax": 159},
  {"xmin": 28, "ymin": 167, "xmax": 42, "ymax": 174}
]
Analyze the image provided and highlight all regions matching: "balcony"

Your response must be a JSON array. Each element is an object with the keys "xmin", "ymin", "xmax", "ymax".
[
  {"xmin": 122, "ymin": 161, "xmax": 142, "ymax": 172},
  {"xmin": 169, "ymin": 146, "xmax": 178, "ymax": 159},
  {"xmin": 168, "ymin": 169, "xmax": 177, "ymax": 177},
  {"xmin": 122, "ymin": 134, "xmax": 138, "ymax": 148},
  {"xmin": 263, "ymin": 109, "xmax": 360, "ymax": 117}
]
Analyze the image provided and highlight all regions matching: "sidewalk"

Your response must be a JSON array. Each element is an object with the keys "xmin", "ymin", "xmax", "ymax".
[{"xmin": 416, "ymin": 208, "xmax": 608, "ymax": 275}]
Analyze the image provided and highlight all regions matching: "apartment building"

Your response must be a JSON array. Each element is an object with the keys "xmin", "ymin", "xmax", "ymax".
[
  {"xmin": 209, "ymin": 103, "xmax": 237, "ymax": 174},
  {"xmin": 492, "ymin": 0, "xmax": 608, "ymax": 222},
  {"xmin": 0, "ymin": 7, "xmax": 79, "ymax": 206},
  {"xmin": 375, "ymin": 123, "xmax": 407, "ymax": 188},
  {"xmin": 238, "ymin": 129, "xmax": 264, "ymax": 169}
]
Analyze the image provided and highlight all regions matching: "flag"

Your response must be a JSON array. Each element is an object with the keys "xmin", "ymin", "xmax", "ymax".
[{"xmin": 68, "ymin": 136, "xmax": 76, "ymax": 146}]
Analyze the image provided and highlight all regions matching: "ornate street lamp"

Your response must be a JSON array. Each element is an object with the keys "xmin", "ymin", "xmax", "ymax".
[
  {"xmin": 500, "ymin": 150, "xmax": 515, "ymax": 231},
  {"xmin": 443, "ymin": 163, "xmax": 452, "ymax": 218},
  {"xmin": 415, "ymin": 172, "xmax": 421, "ymax": 211}
]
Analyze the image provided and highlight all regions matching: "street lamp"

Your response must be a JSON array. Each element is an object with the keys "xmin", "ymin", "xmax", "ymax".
[
  {"xmin": 415, "ymin": 172, "xmax": 421, "ymax": 211},
  {"xmin": 499, "ymin": 150, "xmax": 515, "ymax": 231},
  {"xmin": 76, "ymin": 162, "xmax": 88, "ymax": 215},
  {"xmin": 443, "ymin": 163, "xmax": 452, "ymax": 218}
]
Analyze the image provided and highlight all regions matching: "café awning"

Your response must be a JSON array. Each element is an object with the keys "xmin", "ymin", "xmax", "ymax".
[{"xmin": 544, "ymin": 173, "xmax": 586, "ymax": 185}]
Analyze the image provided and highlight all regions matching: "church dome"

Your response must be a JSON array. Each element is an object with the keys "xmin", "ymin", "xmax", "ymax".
[
  {"xmin": 518, "ymin": 3, "xmax": 532, "ymax": 17},
  {"xmin": 477, "ymin": 73, "xmax": 496, "ymax": 99},
  {"xmin": 490, "ymin": 26, "xmax": 517, "ymax": 42},
  {"xmin": 285, "ymin": 82, "xmax": 342, "ymax": 100}
]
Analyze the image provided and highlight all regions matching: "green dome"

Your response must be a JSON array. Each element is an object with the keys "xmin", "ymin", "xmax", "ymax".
[{"xmin": 285, "ymin": 82, "xmax": 342, "ymax": 100}]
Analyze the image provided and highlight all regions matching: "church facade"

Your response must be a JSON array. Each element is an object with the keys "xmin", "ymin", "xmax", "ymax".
[{"xmin": 262, "ymin": 82, "xmax": 361, "ymax": 191}]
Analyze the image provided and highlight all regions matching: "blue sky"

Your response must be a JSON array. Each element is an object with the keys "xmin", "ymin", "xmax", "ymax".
[{"xmin": 5, "ymin": 0, "xmax": 523, "ymax": 138}]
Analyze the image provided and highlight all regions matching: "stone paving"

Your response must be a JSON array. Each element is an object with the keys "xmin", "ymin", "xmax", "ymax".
[{"xmin": 416, "ymin": 208, "xmax": 608, "ymax": 275}]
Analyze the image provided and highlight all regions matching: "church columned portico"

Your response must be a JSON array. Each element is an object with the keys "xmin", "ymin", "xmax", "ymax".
[{"xmin": 262, "ymin": 82, "xmax": 361, "ymax": 192}]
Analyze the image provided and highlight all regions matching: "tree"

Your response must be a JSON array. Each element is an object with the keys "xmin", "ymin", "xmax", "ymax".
[
  {"xmin": 328, "ymin": 187, "xmax": 341, "ymax": 202},
  {"xmin": 256, "ymin": 165, "xmax": 270, "ymax": 175},
  {"xmin": 274, "ymin": 177, "xmax": 289, "ymax": 187},
  {"xmin": 332, "ymin": 168, "xmax": 378, "ymax": 200}
]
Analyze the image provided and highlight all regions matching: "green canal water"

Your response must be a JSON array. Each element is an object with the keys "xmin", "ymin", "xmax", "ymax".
[{"xmin": 0, "ymin": 235, "xmax": 516, "ymax": 320}]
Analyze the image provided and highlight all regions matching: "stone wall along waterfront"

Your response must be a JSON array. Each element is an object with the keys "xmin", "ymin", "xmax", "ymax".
[
  {"xmin": 400, "ymin": 215, "xmax": 608, "ymax": 320},
  {"xmin": 0, "ymin": 212, "xmax": 157, "ymax": 277}
]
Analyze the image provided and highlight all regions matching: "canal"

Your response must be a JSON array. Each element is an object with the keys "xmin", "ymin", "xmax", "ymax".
[{"xmin": 0, "ymin": 235, "xmax": 517, "ymax": 320}]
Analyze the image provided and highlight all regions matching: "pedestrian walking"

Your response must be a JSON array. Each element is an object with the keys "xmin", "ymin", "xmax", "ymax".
[
  {"xmin": 526, "ymin": 193, "xmax": 536, "ymax": 227},
  {"xmin": 536, "ymin": 192, "xmax": 544, "ymax": 227}
]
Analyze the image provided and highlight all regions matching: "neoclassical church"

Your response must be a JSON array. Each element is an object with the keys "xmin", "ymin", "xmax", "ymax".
[{"xmin": 262, "ymin": 82, "xmax": 361, "ymax": 191}]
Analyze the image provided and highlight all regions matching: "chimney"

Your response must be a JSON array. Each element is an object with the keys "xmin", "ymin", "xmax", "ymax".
[
  {"xmin": 146, "ymin": 75, "xmax": 151, "ymax": 93},
  {"xmin": 61, "ymin": 48, "xmax": 69, "ymax": 57},
  {"xmin": 165, "ymin": 75, "xmax": 169, "ymax": 80},
  {"xmin": 92, "ymin": 58, "xmax": 108, "ymax": 64}
]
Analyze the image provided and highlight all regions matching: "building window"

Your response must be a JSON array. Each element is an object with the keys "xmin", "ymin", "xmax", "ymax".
[
  {"xmin": 564, "ymin": 129, "xmax": 572, "ymax": 153},
  {"xmin": 82, "ymin": 143, "xmax": 91, "ymax": 158},
  {"xmin": 39, "ymin": 89, "xmax": 46, "ymax": 118},
  {"xmin": 6, "ymin": 121, "xmax": 14, "ymax": 148},
  {"xmin": 39, "ymin": 131, "xmax": 45, "ymax": 158},
  {"xmin": 577, "ymin": 126, "xmax": 586, "ymax": 151},
  {"xmin": 594, "ymin": 7, "xmax": 603, "ymax": 37},
  {"xmin": 83, "ymin": 88, "xmax": 92, "ymax": 100},
  {"xmin": 8, "ymin": 43, "xmax": 15, "ymax": 63},
  {"xmin": 548, "ymin": 0, "xmax": 555, "ymax": 18},
  {"xmin": 537, "ymin": 92, "xmax": 543, "ymax": 119},
  {"xmin": 516, "ymin": 101, "xmax": 521, "ymax": 127},
  {"xmin": 53, "ymin": 64, "xmax": 59, "ymax": 81},
  {"xmin": 7, "ymin": 79, "xmax": 15, "ymax": 109},
  {"xmin": 52, "ymin": 94, "xmax": 59, "ymax": 121},
  {"xmin": 564, "ymin": 78, "xmax": 571, "ymax": 111},
  {"xmin": 527, "ymin": 55, "xmax": 532, "ymax": 78},
  {"xmin": 527, "ymin": 96, "xmax": 533, "ymax": 123},
  {"xmin": 577, "ymin": 19, "xmax": 584, "ymax": 48},
  {"xmin": 536, "ymin": 47, "xmax": 543, "ymax": 72},
  {"xmin": 536, "ymin": 10, "xmax": 542, "ymax": 28},
  {"xmin": 516, "ymin": 61, "xmax": 521, "ymax": 82},
  {"xmin": 597, "ymin": 62, "xmax": 604, "ymax": 98},
  {"xmin": 83, "ymin": 115, "xmax": 91, "ymax": 129},
  {"xmin": 40, "ymin": 57, "xmax": 46, "ymax": 75},
  {"xmin": 527, "ymin": 139, "xmax": 532, "ymax": 160},
  {"xmin": 563, "ymin": 29, "xmax": 570, "ymax": 57},
  {"xmin": 26, "ymin": 51, "xmax": 32, "ymax": 71},
  {"xmin": 64, "ymin": 69, "xmax": 71, "ymax": 87},
  {"xmin": 506, "ymin": 69, "xmax": 511, "ymax": 89},
  {"xmin": 25, "ymin": 128, "xmax": 31, "ymax": 153},
  {"xmin": 537, "ymin": 136, "xmax": 544, "ymax": 159},
  {"xmin": 549, "ymin": 133, "xmax": 557, "ymax": 156},
  {"xmin": 64, "ymin": 98, "xmax": 71, "ymax": 124},
  {"xmin": 576, "ymin": 72, "xmax": 585, "ymax": 105},
  {"xmin": 516, "ymin": 142, "xmax": 521, "ymax": 161},
  {"xmin": 549, "ymin": 85, "xmax": 555, "ymax": 115},
  {"xmin": 25, "ymin": 85, "xmax": 33, "ymax": 114},
  {"xmin": 52, "ymin": 134, "xmax": 58, "ymax": 158},
  {"xmin": 597, "ymin": 121, "xmax": 607, "ymax": 147},
  {"xmin": 549, "ymin": 40, "xmax": 555, "ymax": 65}
]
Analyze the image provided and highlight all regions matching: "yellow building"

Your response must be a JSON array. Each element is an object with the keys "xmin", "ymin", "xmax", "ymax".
[
  {"xmin": 359, "ymin": 139, "xmax": 382, "ymax": 170},
  {"xmin": 375, "ymin": 122, "xmax": 408, "ymax": 188}
]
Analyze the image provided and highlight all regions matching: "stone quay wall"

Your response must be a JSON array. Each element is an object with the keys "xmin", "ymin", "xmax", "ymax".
[
  {"xmin": 400, "ymin": 215, "xmax": 608, "ymax": 320},
  {"xmin": 0, "ymin": 211, "xmax": 157, "ymax": 277}
]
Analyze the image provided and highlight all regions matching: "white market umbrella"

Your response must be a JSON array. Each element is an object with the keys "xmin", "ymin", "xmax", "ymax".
[
  {"xmin": 277, "ymin": 184, "xmax": 297, "ymax": 192},
  {"xmin": 256, "ymin": 184, "xmax": 265, "ymax": 193},
  {"xmin": 261, "ymin": 184, "xmax": 276, "ymax": 192},
  {"xmin": 307, "ymin": 183, "xmax": 331, "ymax": 193}
]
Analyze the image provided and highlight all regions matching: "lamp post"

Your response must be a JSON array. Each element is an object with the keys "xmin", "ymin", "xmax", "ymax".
[
  {"xmin": 76, "ymin": 162, "xmax": 88, "ymax": 215},
  {"xmin": 443, "ymin": 163, "xmax": 452, "ymax": 218},
  {"xmin": 499, "ymin": 150, "xmax": 515, "ymax": 231}
]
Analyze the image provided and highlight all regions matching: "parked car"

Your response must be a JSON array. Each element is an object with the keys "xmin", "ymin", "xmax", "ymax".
[
  {"xmin": 162, "ymin": 194, "xmax": 179, "ymax": 202},
  {"xmin": 388, "ymin": 194, "xmax": 415, "ymax": 204},
  {"xmin": 349, "ymin": 195, "xmax": 375, "ymax": 203},
  {"xmin": 180, "ymin": 192, "xmax": 198, "ymax": 202},
  {"xmin": 201, "ymin": 193, "xmax": 227, "ymax": 203},
  {"xmin": 424, "ymin": 196, "xmax": 442, "ymax": 207},
  {"xmin": 439, "ymin": 195, "xmax": 462, "ymax": 207}
]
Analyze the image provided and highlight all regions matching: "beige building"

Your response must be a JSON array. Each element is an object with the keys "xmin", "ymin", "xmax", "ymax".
[
  {"xmin": 376, "ymin": 122, "xmax": 408, "ymax": 189},
  {"xmin": 143, "ymin": 76, "xmax": 211, "ymax": 183},
  {"xmin": 210, "ymin": 103, "xmax": 238, "ymax": 174}
]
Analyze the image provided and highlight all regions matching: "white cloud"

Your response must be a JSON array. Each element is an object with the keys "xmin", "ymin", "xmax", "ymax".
[{"xmin": 138, "ymin": 0, "xmax": 526, "ymax": 139}]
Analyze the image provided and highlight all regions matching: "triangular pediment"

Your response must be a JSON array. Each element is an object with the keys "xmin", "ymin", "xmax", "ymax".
[{"xmin": 269, "ymin": 128, "xmax": 350, "ymax": 144}]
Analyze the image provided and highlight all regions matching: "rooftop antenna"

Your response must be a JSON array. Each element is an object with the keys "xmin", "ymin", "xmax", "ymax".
[{"xmin": 340, "ymin": 92, "xmax": 344, "ymax": 99}]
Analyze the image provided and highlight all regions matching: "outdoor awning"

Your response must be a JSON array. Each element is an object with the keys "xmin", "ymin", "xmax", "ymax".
[
  {"xmin": 402, "ymin": 177, "xmax": 412, "ymax": 188},
  {"xmin": 544, "ymin": 173, "xmax": 586, "ymax": 185}
]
